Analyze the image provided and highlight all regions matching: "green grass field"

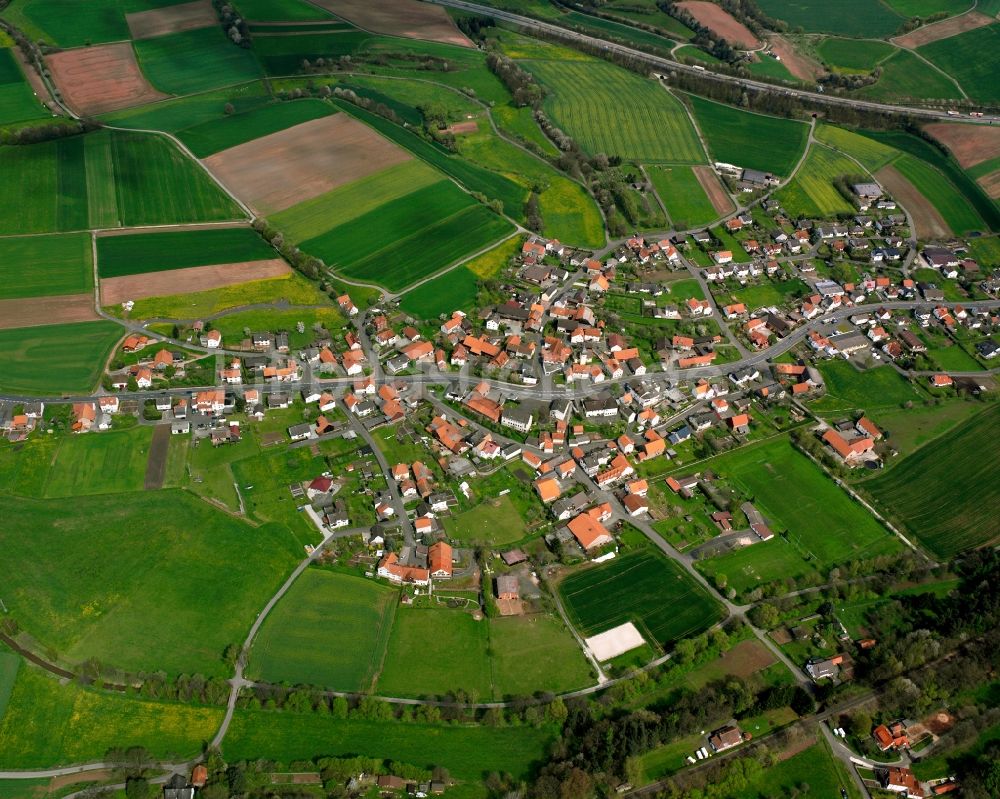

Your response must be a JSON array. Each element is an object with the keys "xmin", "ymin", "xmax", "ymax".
[
  {"xmin": 0, "ymin": 489, "xmax": 300, "ymax": 676},
  {"xmin": 43, "ymin": 426, "xmax": 152, "ymax": 497},
  {"xmin": 493, "ymin": 102, "xmax": 559, "ymax": 156},
  {"xmin": 376, "ymin": 607, "xmax": 492, "ymax": 698},
  {"xmin": 0, "ymin": 130, "xmax": 241, "ymax": 234},
  {"xmin": 135, "ymin": 26, "xmax": 263, "ymax": 95},
  {"xmin": 248, "ymin": 569, "xmax": 397, "ymax": 692},
  {"xmin": 0, "ymin": 232, "xmax": 92, "ymax": 299},
  {"xmin": 893, "ymin": 153, "xmax": 985, "ymax": 234},
  {"xmin": 489, "ymin": 614, "xmax": 595, "ymax": 698},
  {"xmin": 100, "ymin": 81, "xmax": 271, "ymax": 133},
  {"xmin": 252, "ymin": 31, "xmax": 375, "ymax": 74},
  {"xmin": 696, "ymin": 438, "xmax": 901, "ymax": 594},
  {"xmin": 0, "ymin": 651, "xmax": 18, "ymax": 722},
  {"xmin": 0, "ymin": 0, "xmax": 156, "ymax": 47},
  {"xmin": 0, "ymin": 321, "xmax": 122, "ymax": 395},
  {"xmin": 920, "ymin": 23, "xmax": 1000, "ymax": 103},
  {"xmin": 816, "ymin": 37, "xmax": 896, "ymax": 72},
  {"xmin": 97, "ymin": 227, "xmax": 274, "ymax": 277},
  {"xmin": 686, "ymin": 95, "xmax": 808, "ymax": 176},
  {"xmin": 443, "ymin": 495, "xmax": 527, "ymax": 546},
  {"xmin": 861, "ymin": 407, "xmax": 999, "ymax": 558},
  {"xmin": 0, "ymin": 665, "xmax": 222, "ymax": 768},
  {"xmin": 815, "ymin": 123, "xmax": 900, "ymax": 172},
  {"xmin": 234, "ymin": 0, "xmax": 336, "ymax": 20},
  {"xmin": 223, "ymin": 710, "xmax": 553, "ymax": 780},
  {"xmin": 967, "ymin": 236, "xmax": 1000, "ymax": 266},
  {"xmin": 858, "ymin": 48, "xmax": 961, "ymax": 102},
  {"xmin": 646, "ymin": 165, "xmax": 723, "ymax": 228},
  {"xmin": 756, "ymin": 0, "xmax": 903, "ymax": 37},
  {"xmin": 884, "ymin": 0, "xmax": 973, "ymax": 14},
  {"xmin": 272, "ymin": 159, "xmax": 440, "ymax": 243},
  {"xmin": 300, "ymin": 178, "xmax": 513, "ymax": 291},
  {"xmin": 0, "ymin": 47, "xmax": 47, "ymax": 125},
  {"xmin": 775, "ymin": 143, "xmax": 859, "ymax": 217},
  {"xmin": 559, "ymin": 548, "xmax": 723, "ymax": 648},
  {"xmin": 177, "ymin": 99, "xmax": 337, "ymax": 157},
  {"xmin": 523, "ymin": 59, "xmax": 705, "ymax": 163},
  {"xmin": 811, "ymin": 361, "xmax": 925, "ymax": 411}
]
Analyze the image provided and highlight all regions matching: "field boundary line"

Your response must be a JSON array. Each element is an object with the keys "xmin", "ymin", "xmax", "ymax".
[{"xmin": 665, "ymin": 85, "xmax": 713, "ymax": 166}]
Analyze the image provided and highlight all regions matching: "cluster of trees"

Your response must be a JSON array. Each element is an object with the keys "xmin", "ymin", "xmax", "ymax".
[
  {"xmin": 486, "ymin": 51, "xmax": 547, "ymax": 108},
  {"xmin": 213, "ymin": 2, "xmax": 250, "ymax": 48},
  {"xmin": 819, "ymin": 68, "xmax": 882, "ymax": 92}
]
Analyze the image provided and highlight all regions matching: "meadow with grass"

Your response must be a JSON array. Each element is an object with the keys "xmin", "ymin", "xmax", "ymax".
[
  {"xmin": 0, "ymin": 46, "xmax": 47, "ymax": 125},
  {"xmin": 0, "ymin": 321, "xmax": 122, "ymax": 395},
  {"xmin": 0, "ymin": 233, "xmax": 92, "ymax": 299},
  {"xmin": 248, "ymin": 569, "xmax": 397, "ymax": 692},
  {"xmin": 560, "ymin": 548, "xmax": 723, "ymax": 648},
  {"xmin": 97, "ymin": 227, "xmax": 275, "ymax": 277},
  {"xmin": 135, "ymin": 26, "xmax": 263, "ymax": 96},
  {"xmin": 647, "ymin": 165, "xmax": 722, "ymax": 229},
  {"xmin": 919, "ymin": 23, "xmax": 1000, "ymax": 103},
  {"xmin": 775, "ymin": 144, "xmax": 860, "ymax": 218},
  {"xmin": 861, "ymin": 407, "xmax": 999, "ymax": 558},
  {"xmin": 524, "ymin": 59, "xmax": 705, "ymax": 163},
  {"xmin": 755, "ymin": 0, "xmax": 903, "ymax": 37},
  {"xmin": 686, "ymin": 95, "xmax": 808, "ymax": 176},
  {"xmin": 0, "ymin": 489, "xmax": 300, "ymax": 677}
]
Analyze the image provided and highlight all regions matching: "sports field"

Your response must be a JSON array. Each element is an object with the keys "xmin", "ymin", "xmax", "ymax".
[
  {"xmin": 44, "ymin": 426, "xmax": 153, "ymax": 497},
  {"xmin": 134, "ymin": 26, "xmax": 263, "ymax": 95},
  {"xmin": 0, "ymin": 46, "xmax": 47, "ymax": 125},
  {"xmin": 755, "ymin": 0, "xmax": 903, "ymax": 37},
  {"xmin": 223, "ymin": 711, "xmax": 553, "ymax": 780},
  {"xmin": 816, "ymin": 37, "xmax": 896, "ymax": 72},
  {"xmin": 97, "ymin": 227, "xmax": 274, "ymax": 277},
  {"xmin": 0, "ymin": 321, "xmax": 122, "ymax": 395},
  {"xmin": 686, "ymin": 95, "xmax": 808, "ymax": 176},
  {"xmin": 0, "ymin": 233, "xmax": 92, "ymax": 299},
  {"xmin": 0, "ymin": 665, "xmax": 222, "ymax": 769},
  {"xmin": 774, "ymin": 144, "xmax": 859, "ymax": 218},
  {"xmin": 248, "ymin": 569, "xmax": 397, "ymax": 692},
  {"xmin": 862, "ymin": 407, "xmax": 999, "ymax": 558},
  {"xmin": 0, "ymin": 489, "xmax": 300, "ymax": 676},
  {"xmin": 696, "ymin": 438, "xmax": 900, "ymax": 593},
  {"xmin": 647, "ymin": 165, "xmax": 724, "ymax": 228},
  {"xmin": 919, "ymin": 23, "xmax": 1000, "ymax": 103},
  {"xmin": 375, "ymin": 607, "xmax": 493, "ymax": 698},
  {"xmin": 523, "ymin": 59, "xmax": 705, "ymax": 163},
  {"xmin": 559, "ymin": 549, "xmax": 722, "ymax": 648},
  {"xmin": 177, "ymin": 99, "xmax": 337, "ymax": 157}
]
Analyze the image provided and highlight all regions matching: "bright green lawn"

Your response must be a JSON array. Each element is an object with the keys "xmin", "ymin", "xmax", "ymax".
[
  {"xmin": 134, "ymin": 26, "xmax": 263, "ymax": 96},
  {"xmin": 443, "ymin": 495, "xmax": 526, "ymax": 546},
  {"xmin": 0, "ymin": 232, "xmax": 92, "ymax": 299},
  {"xmin": 0, "ymin": 489, "xmax": 300, "ymax": 676},
  {"xmin": 96, "ymin": 226, "xmax": 274, "ymax": 277},
  {"xmin": 375, "ymin": 607, "xmax": 492, "ymax": 699},
  {"xmin": 247, "ymin": 569, "xmax": 397, "ymax": 692},
  {"xmin": 223, "ymin": 710, "xmax": 554, "ymax": 780},
  {"xmin": 43, "ymin": 425, "xmax": 152, "ymax": 497},
  {"xmin": 0, "ymin": 665, "xmax": 222, "ymax": 768},
  {"xmin": 0, "ymin": 321, "xmax": 123, "ymax": 396},
  {"xmin": 687, "ymin": 94, "xmax": 809, "ymax": 176}
]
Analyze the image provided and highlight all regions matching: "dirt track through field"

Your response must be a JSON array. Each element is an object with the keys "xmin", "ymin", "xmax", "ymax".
[
  {"xmin": 877, "ymin": 163, "xmax": 952, "ymax": 239},
  {"xmin": 978, "ymin": 169, "xmax": 1000, "ymax": 199},
  {"xmin": 47, "ymin": 43, "xmax": 168, "ymax": 116},
  {"xmin": 100, "ymin": 259, "xmax": 290, "ymax": 305},
  {"xmin": 693, "ymin": 165, "xmax": 735, "ymax": 215},
  {"xmin": 893, "ymin": 10, "xmax": 994, "ymax": 48},
  {"xmin": 126, "ymin": 0, "xmax": 216, "ymax": 39},
  {"xmin": 925, "ymin": 122, "xmax": 1000, "ymax": 168},
  {"xmin": 202, "ymin": 114, "xmax": 412, "ymax": 215},
  {"xmin": 144, "ymin": 424, "xmax": 171, "ymax": 490},
  {"xmin": 0, "ymin": 293, "xmax": 99, "ymax": 330},
  {"xmin": 309, "ymin": 0, "xmax": 473, "ymax": 47},
  {"xmin": 766, "ymin": 33, "xmax": 823, "ymax": 81},
  {"xmin": 676, "ymin": 1, "xmax": 759, "ymax": 48}
]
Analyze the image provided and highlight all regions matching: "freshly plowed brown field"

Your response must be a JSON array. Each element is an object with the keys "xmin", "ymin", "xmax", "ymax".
[
  {"xmin": 0, "ymin": 294, "xmax": 99, "ymax": 330},
  {"xmin": 693, "ymin": 165, "xmax": 734, "ymax": 215},
  {"xmin": 925, "ymin": 122, "xmax": 1000, "ymax": 168},
  {"xmin": 676, "ymin": 1, "xmax": 759, "ymax": 48},
  {"xmin": 47, "ymin": 43, "xmax": 168, "ymax": 115},
  {"xmin": 310, "ymin": 0, "xmax": 473, "ymax": 47},
  {"xmin": 126, "ymin": 0, "xmax": 216, "ymax": 39},
  {"xmin": 100, "ymin": 259, "xmax": 290, "ymax": 305},
  {"xmin": 877, "ymin": 163, "xmax": 951, "ymax": 239},
  {"xmin": 893, "ymin": 10, "xmax": 994, "ymax": 48},
  {"xmin": 202, "ymin": 114, "xmax": 412, "ymax": 215}
]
